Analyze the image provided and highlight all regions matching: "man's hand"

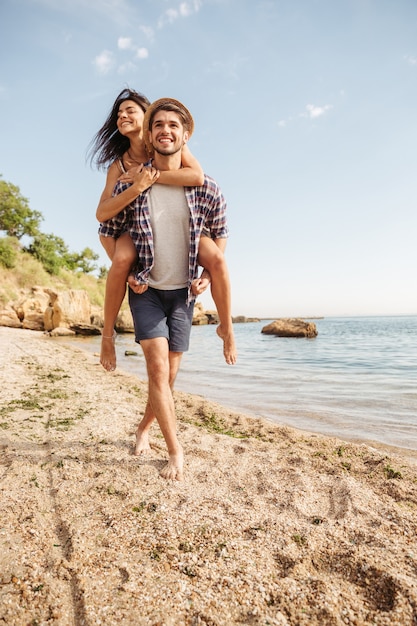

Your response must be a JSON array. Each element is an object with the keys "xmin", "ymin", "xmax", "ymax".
[
  {"xmin": 127, "ymin": 273, "xmax": 149, "ymax": 294},
  {"xmin": 191, "ymin": 275, "xmax": 211, "ymax": 296}
]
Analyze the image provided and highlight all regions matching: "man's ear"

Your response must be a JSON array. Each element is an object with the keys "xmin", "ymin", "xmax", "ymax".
[{"xmin": 183, "ymin": 131, "xmax": 189, "ymax": 145}]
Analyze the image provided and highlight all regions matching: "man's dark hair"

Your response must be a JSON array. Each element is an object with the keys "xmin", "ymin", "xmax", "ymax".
[{"xmin": 148, "ymin": 102, "xmax": 192, "ymax": 133}]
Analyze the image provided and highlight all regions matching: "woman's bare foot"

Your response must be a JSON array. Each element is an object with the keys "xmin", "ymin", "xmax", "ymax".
[
  {"xmin": 134, "ymin": 429, "xmax": 152, "ymax": 455},
  {"xmin": 100, "ymin": 332, "xmax": 116, "ymax": 371},
  {"xmin": 160, "ymin": 445, "xmax": 184, "ymax": 481},
  {"xmin": 216, "ymin": 325, "xmax": 237, "ymax": 365}
]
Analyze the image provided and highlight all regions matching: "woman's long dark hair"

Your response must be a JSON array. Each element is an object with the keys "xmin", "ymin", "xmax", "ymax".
[{"xmin": 87, "ymin": 88, "xmax": 150, "ymax": 170}]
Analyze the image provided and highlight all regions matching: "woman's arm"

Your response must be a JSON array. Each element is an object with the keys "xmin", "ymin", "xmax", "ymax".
[
  {"xmin": 158, "ymin": 145, "xmax": 204, "ymax": 186},
  {"xmin": 95, "ymin": 161, "xmax": 159, "ymax": 223},
  {"xmin": 98, "ymin": 144, "xmax": 204, "ymax": 222}
]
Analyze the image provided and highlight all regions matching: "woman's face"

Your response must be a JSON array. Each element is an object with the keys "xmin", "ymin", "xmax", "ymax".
[{"xmin": 116, "ymin": 100, "xmax": 145, "ymax": 137}]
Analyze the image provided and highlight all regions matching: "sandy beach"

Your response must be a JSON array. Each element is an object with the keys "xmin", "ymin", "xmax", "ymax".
[{"xmin": 1, "ymin": 326, "xmax": 417, "ymax": 626}]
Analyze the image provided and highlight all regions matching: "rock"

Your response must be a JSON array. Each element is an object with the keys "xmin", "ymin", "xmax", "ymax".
[
  {"xmin": 69, "ymin": 324, "xmax": 102, "ymax": 336},
  {"xmin": 91, "ymin": 303, "xmax": 134, "ymax": 334},
  {"xmin": 0, "ymin": 307, "xmax": 22, "ymax": 328},
  {"xmin": 192, "ymin": 302, "xmax": 209, "ymax": 325},
  {"xmin": 205, "ymin": 310, "xmax": 219, "ymax": 324},
  {"xmin": 14, "ymin": 286, "xmax": 51, "ymax": 331},
  {"xmin": 0, "ymin": 286, "xmax": 99, "ymax": 334},
  {"xmin": 115, "ymin": 308, "xmax": 135, "ymax": 333},
  {"xmin": 261, "ymin": 318, "xmax": 318, "ymax": 338},
  {"xmin": 45, "ymin": 288, "xmax": 91, "ymax": 330},
  {"xmin": 49, "ymin": 327, "xmax": 76, "ymax": 337},
  {"xmin": 233, "ymin": 315, "xmax": 260, "ymax": 323},
  {"xmin": 90, "ymin": 305, "xmax": 104, "ymax": 329},
  {"xmin": 192, "ymin": 304, "xmax": 260, "ymax": 326},
  {"xmin": 2, "ymin": 284, "xmax": 253, "ymax": 335}
]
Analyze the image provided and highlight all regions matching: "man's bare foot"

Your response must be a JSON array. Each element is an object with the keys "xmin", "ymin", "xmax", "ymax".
[
  {"xmin": 160, "ymin": 445, "xmax": 184, "ymax": 481},
  {"xmin": 216, "ymin": 325, "xmax": 237, "ymax": 365},
  {"xmin": 134, "ymin": 429, "xmax": 152, "ymax": 455},
  {"xmin": 100, "ymin": 332, "xmax": 116, "ymax": 371}
]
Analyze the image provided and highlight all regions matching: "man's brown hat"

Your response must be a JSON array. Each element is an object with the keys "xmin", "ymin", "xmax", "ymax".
[{"xmin": 142, "ymin": 97, "xmax": 194, "ymax": 155}]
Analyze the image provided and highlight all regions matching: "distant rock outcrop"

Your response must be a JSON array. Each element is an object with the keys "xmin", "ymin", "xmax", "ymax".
[
  {"xmin": 43, "ymin": 288, "xmax": 91, "ymax": 332},
  {"xmin": 232, "ymin": 315, "xmax": 260, "ymax": 324},
  {"xmin": 261, "ymin": 318, "xmax": 318, "ymax": 338},
  {"xmin": 0, "ymin": 285, "xmax": 256, "ymax": 335},
  {"xmin": 0, "ymin": 286, "xmax": 92, "ymax": 333},
  {"xmin": 16, "ymin": 286, "xmax": 51, "ymax": 330},
  {"xmin": 0, "ymin": 287, "xmax": 218, "ymax": 334},
  {"xmin": 192, "ymin": 302, "xmax": 219, "ymax": 326},
  {"xmin": 0, "ymin": 305, "xmax": 22, "ymax": 328}
]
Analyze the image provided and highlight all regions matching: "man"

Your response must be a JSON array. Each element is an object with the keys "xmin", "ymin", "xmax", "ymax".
[{"xmin": 120, "ymin": 98, "xmax": 230, "ymax": 481}]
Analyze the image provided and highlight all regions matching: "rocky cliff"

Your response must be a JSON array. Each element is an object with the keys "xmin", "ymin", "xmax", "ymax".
[{"xmin": 0, "ymin": 287, "xmax": 227, "ymax": 336}]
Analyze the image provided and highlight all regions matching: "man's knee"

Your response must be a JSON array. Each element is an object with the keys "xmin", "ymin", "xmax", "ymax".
[
  {"xmin": 147, "ymin": 361, "xmax": 169, "ymax": 388},
  {"xmin": 144, "ymin": 345, "xmax": 170, "ymax": 383}
]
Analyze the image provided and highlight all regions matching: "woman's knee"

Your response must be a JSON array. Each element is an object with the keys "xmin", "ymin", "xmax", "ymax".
[
  {"xmin": 202, "ymin": 251, "xmax": 226, "ymax": 275},
  {"xmin": 198, "ymin": 243, "xmax": 224, "ymax": 274},
  {"xmin": 112, "ymin": 245, "xmax": 137, "ymax": 268}
]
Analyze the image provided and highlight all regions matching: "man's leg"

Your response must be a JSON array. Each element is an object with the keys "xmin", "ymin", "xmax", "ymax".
[
  {"xmin": 134, "ymin": 350, "xmax": 183, "ymax": 455},
  {"xmin": 139, "ymin": 337, "xmax": 184, "ymax": 481}
]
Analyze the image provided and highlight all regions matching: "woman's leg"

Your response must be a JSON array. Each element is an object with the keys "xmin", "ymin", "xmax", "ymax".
[
  {"xmin": 197, "ymin": 237, "xmax": 237, "ymax": 365},
  {"xmin": 100, "ymin": 233, "xmax": 137, "ymax": 371}
]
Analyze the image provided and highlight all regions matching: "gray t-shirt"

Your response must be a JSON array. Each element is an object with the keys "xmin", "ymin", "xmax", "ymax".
[{"xmin": 147, "ymin": 184, "xmax": 190, "ymax": 290}]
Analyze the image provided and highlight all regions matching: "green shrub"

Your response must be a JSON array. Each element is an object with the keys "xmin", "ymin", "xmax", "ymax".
[{"xmin": 0, "ymin": 236, "xmax": 18, "ymax": 268}]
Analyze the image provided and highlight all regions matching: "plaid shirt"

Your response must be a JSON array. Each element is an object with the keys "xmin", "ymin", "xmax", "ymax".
[{"xmin": 112, "ymin": 173, "xmax": 229, "ymax": 302}]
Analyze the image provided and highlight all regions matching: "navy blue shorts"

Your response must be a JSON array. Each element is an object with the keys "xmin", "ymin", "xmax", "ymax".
[{"xmin": 128, "ymin": 287, "xmax": 194, "ymax": 352}]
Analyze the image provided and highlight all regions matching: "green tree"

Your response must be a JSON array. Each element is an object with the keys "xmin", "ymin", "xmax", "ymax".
[
  {"xmin": 0, "ymin": 176, "xmax": 43, "ymax": 239},
  {"xmin": 64, "ymin": 247, "xmax": 99, "ymax": 274},
  {"xmin": 27, "ymin": 232, "xmax": 69, "ymax": 275},
  {"xmin": 98, "ymin": 265, "xmax": 108, "ymax": 280},
  {"xmin": 1, "ymin": 175, "xmax": 101, "ymax": 276}
]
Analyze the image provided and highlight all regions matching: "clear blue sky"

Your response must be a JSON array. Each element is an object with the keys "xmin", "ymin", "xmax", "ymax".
[{"xmin": 1, "ymin": 0, "xmax": 416, "ymax": 318}]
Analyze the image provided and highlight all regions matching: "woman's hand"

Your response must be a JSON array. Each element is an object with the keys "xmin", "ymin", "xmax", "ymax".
[{"xmin": 119, "ymin": 165, "xmax": 160, "ymax": 192}]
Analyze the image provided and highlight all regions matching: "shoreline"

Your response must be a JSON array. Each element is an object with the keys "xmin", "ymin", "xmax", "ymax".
[
  {"xmin": 1, "ymin": 326, "xmax": 417, "ymax": 624},
  {"xmin": 61, "ymin": 329, "xmax": 417, "ymax": 465}
]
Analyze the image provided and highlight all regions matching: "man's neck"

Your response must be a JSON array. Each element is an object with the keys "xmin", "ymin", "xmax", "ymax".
[{"xmin": 152, "ymin": 152, "xmax": 182, "ymax": 172}]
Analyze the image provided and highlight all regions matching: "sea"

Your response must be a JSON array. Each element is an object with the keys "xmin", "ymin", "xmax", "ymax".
[{"xmin": 63, "ymin": 316, "xmax": 417, "ymax": 456}]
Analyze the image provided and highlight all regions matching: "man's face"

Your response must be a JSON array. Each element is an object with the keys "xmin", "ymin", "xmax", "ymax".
[{"xmin": 149, "ymin": 110, "xmax": 189, "ymax": 156}]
